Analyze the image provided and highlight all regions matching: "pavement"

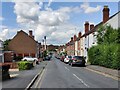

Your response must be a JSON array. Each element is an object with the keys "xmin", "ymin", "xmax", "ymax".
[
  {"xmin": 85, "ymin": 64, "xmax": 119, "ymax": 80},
  {"xmin": 32, "ymin": 56, "xmax": 119, "ymax": 89},
  {"xmin": 1, "ymin": 56, "xmax": 119, "ymax": 89},
  {"xmin": 2, "ymin": 61, "xmax": 47, "ymax": 89}
]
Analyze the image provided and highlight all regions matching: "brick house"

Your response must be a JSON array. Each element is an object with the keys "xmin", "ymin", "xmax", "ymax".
[
  {"xmin": 47, "ymin": 44, "xmax": 59, "ymax": 51},
  {"xmin": 65, "ymin": 42, "xmax": 70, "ymax": 55},
  {"xmin": 79, "ymin": 6, "xmax": 120, "ymax": 62},
  {"xmin": 75, "ymin": 32, "xmax": 82, "ymax": 56},
  {"xmin": 65, "ymin": 5, "xmax": 119, "ymax": 62},
  {"xmin": 8, "ymin": 30, "xmax": 40, "ymax": 59}
]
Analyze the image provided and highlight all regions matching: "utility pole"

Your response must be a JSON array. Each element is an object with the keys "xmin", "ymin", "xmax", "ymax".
[
  {"xmin": 42, "ymin": 39, "xmax": 44, "ymax": 51},
  {"xmin": 44, "ymin": 36, "xmax": 46, "ymax": 50}
]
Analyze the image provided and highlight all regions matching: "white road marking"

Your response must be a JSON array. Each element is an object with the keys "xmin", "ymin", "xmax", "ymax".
[
  {"xmin": 73, "ymin": 73, "xmax": 89, "ymax": 87},
  {"xmin": 34, "ymin": 68, "xmax": 46, "ymax": 88},
  {"xmin": 65, "ymin": 66, "xmax": 70, "ymax": 71}
]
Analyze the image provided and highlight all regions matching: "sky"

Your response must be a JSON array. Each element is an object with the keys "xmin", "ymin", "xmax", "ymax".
[{"xmin": 0, "ymin": 0, "xmax": 119, "ymax": 45}]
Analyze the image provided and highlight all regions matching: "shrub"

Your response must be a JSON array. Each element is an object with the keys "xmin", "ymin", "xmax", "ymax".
[
  {"xmin": 88, "ymin": 44, "xmax": 120, "ymax": 70},
  {"xmin": 18, "ymin": 61, "xmax": 34, "ymax": 70}
]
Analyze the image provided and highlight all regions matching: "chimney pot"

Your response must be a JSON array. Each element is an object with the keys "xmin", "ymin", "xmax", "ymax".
[
  {"xmin": 90, "ymin": 24, "xmax": 94, "ymax": 30},
  {"xmin": 29, "ymin": 30, "xmax": 32, "ymax": 36},
  {"xmin": 71, "ymin": 37, "xmax": 73, "ymax": 42},
  {"xmin": 74, "ymin": 35, "xmax": 77, "ymax": 41},
  {"xmin": 29, "ymin": 30, "xmax": 34, "ymax": 39},
  {"xmin": 84, "ymin": 21, "xmax": 89, "ymax": 33},
  {"xmin": 78, "ymin": 32, "xmax": 81, "ymax": 38}
]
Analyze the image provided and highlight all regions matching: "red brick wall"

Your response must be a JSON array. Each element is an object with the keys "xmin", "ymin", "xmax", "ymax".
[
  {"xmin": 4, "ymin": 52, "xmax": 14, "ymax": 62},
  {"xmin": 8, "ymin": 31, "xmax": 37, "ymax": 58}
]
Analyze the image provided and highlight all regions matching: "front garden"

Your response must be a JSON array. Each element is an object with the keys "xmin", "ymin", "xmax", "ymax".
[{"xmin": 88, "ymin": 25, "xmax": 120, "ymax": 70}]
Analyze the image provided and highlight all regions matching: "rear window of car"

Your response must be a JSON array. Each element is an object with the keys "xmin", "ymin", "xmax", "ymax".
[
  {"xmin": 68, "ymin": 56, "xmax": 72, "ymax": 58},
  {"xmin": 74, "ymin": 56, "xmax": 84, "ymax": 60}
]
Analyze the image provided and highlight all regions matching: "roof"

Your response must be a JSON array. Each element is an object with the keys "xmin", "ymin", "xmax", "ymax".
[
  {"xmin": 81, "ymin": 11, "xmax": 120, "ymax": 37},
  {"xmin": 69, "ymin": 41, "xmax": 74, "ymax": 45},
  {"xmin": 14, "ymin": 30, "xmax": 37, "ymax": 43},
  {"xmin": 82, "ymin": 22, "xmax": 103, "ymax": 37}
]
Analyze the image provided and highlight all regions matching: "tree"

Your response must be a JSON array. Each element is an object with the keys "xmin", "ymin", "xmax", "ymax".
[
  {"xmin": 97, "ymin": 25, "xmax": 119, "ymax": 44},
  {"xmin": 3, "ymin": 39, "xmax": 11, "ymax": 51}
]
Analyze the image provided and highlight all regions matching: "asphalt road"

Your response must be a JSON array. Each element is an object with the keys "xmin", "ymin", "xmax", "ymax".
[
  {"xmin": 33, "ymin": 56, "xmax": 119, "ymax": 89},
  {"xmin": 2, "ymin": 61, "xmax": 46, "ymax": 89}
]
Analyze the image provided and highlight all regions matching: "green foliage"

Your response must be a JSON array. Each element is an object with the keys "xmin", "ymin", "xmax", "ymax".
[
  {"xmin": 18, "ymin": 61, "xmax": 34, "ymax": 70},
  {"xmin": 97, "ymin": 25, "xmax": 119, "ymax": 44},
  {"xmin": 3, "ymin": 39, "xmax": 11, "ymax": 51},
  {"xmin": 43, "ymin": 50, "xmax": 47, "ymax": 57},
  {"xmin": 88, "ymin": 25, "xmax": 120, "ymax": 70},
  {"xmin": 88, "ymin": 44, "xmax": 120, "ymax": 69}
]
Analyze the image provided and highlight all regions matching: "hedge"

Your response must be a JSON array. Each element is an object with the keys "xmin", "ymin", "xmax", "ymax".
[
  {"xmin": 18, "ymin": 61, "xmax": 34, "ymax": 70},
  {"xmin": 88, "ymin": 44, "xmax": 120, "ymax": 70}
]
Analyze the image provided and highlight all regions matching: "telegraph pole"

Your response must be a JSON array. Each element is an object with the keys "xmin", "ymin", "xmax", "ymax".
[
  {"xmin": 42, "ymin": 39, "xmax": 44, "ymax": 51},
  {"xmin": 44, "ymin": 36, "xmax": 46, "ymax": 50}
]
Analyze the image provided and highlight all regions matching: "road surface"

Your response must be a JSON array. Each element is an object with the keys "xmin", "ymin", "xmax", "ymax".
[{"xmin": 32, "ymin": 56, "xmax": 118, "ymax": 89}]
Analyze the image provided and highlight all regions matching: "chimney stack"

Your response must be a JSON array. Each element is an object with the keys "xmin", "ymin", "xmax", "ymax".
[
  {"xmin": 84, "ymin": 21, "xmax": 89, "ymax": 33},
  {"xmin": 74, "ymin": 35, "xmax": 77, "ymax": 41},
  {"xmin": 71, "ymin": 37, "xmax": 73, "ymax": 42},
  {"xmin": 29, "ymin": 30, "xmax": 34, "ymax": 39},
  {"xmin": 103, "ymin": 5, "xmax": 109, "ymax": 23},
  {"xmin": 90, "ymin": 24, "xmax": 94, "ymax": 30},
  {"xmin": 78, "ymin": 32, "xmax": 81, "ymax": 38}
]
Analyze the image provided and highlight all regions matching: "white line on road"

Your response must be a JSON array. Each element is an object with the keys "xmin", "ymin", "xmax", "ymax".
[
  {"xmin": 73, "ymin": 73, "xmax": 89, "ymax": 87},
  {"xmin": 65, "ymin": 66, "xmax": 70, "ymax": 71},
  {"xmin": 34, "ymin": 68, "xmax": 46, "ymax": 88}
]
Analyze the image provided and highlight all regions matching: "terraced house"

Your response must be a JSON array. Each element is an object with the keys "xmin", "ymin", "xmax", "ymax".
[
  {"xmin": 65, "ymin": 5, "xmax": 120, "ymax": 62},
  {"xmin": 81, "ymin": 6, "xmax": 120, "ymax": 62}
]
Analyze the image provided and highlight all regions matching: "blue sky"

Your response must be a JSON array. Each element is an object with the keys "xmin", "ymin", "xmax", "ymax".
[
  {"xmin": 0, "ymin": 1, "xmax": 119, "ymax": 45},
  {"xmin": 2, "ymin": 2, "xmax": 118, "ymax": 28}
]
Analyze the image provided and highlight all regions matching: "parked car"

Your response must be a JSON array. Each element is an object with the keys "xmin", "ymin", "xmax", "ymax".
[
  {"xmin": 60, "ymin": 55, "xmax": 65, "ymax": 62},
  {"xmin": 69, "ymin": 56, "xmax": 85, "ymax": 66},
  {"xmin": 22, "ymin": 57, "xmax": 39, "ymax": 64},
  {"xmin": 64, "ymin": 56, "xmax": 72, "ymax": 64},
  {"xmin": 44, "ymin": 55, "xmax": 51, "ymax": 61},
  {"xmin": 55, "ymin": 54, "xmax": 60, "ymax": 59}
]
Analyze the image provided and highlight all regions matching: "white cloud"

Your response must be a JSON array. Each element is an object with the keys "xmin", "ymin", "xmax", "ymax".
[
  {"xmin": 0, "ymin": 29, "xmax": 9, "ymax": 41},
  {"xmin": 14, "ymin": 2, "xmax": 100, "ymax": 45},
  {"xmin": 14, "ymin": 2, "xmax": 40, "ymax": 24},
  {"xmin": 0, "ymin": 16, "xmax": 4, "ymax": 21},
  {"xmin": 81, "ymin": 2, "xmax": 101, "ymax": 13}
]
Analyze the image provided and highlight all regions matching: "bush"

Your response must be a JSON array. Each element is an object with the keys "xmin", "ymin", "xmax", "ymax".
[
  {"xmin": 18, "ymin": 61, "xmax": 34, "ymax": 70},
  {"xmin": 88, "ymin": 44, "xmax": 120, "ymax": 70}
]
